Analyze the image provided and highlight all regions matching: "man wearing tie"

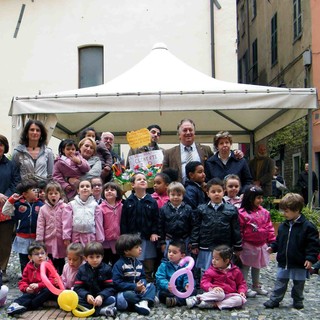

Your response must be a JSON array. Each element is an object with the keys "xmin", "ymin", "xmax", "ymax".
[{"xmin": 162, "ymin": 119, "xmax": 213, "ymax": 183}]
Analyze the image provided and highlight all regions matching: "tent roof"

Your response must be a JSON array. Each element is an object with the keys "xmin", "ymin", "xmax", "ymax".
[{"xmin": 10, "ymin": 43, "xmax": 318, "ymax": 144}]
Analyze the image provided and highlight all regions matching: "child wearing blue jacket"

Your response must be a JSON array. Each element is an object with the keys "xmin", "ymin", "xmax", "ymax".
[
  {"xmin": 2, "ymin": 179, "xmax": 43, "ymax": 273},
  {"xmin": 155, "ymin": 240, "xmax": 196, "ymax": 307},
  {"xmin": 112, "ymin": 234, "xmax": 156, "ymax": 316}
]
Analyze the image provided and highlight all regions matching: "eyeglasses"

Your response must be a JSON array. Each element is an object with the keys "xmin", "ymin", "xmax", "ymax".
[
  {"xmin": 150, "ymin": 130, "xmax": 161, "ymax": 136},
  {"xmin": 32, "ymin": 252, "xmax": 46, "ymax": 256},
  {"xmin": 92, "ymin": 184, "xmax": 102, "ymax": 188}
]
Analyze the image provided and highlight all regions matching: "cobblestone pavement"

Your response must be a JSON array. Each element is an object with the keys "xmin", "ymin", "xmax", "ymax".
[{"xmin": 0, "ymin": 252, "xmax": 319, "ymax": 319}]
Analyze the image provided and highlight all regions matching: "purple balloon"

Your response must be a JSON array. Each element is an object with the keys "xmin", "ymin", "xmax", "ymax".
[{"xmin": 169, "ymin": 256, "xmax": 195, "ymax": 298}]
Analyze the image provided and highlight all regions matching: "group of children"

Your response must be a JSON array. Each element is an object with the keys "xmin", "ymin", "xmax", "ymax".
[{"xmin": 0, "ymin": 158, "xmax": 319, "ymax": 316}]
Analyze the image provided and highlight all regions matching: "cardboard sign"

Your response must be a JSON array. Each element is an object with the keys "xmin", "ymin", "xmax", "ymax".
[
  {"xmin": 126, "ymin": 128, "xmax": 151, "ymax": 149},
  {"xmin": 128, "ymin": 150, "xmax": 163, "ymax": 170}
]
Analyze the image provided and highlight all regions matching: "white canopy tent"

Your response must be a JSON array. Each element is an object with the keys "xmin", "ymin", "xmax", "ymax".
[{"xmin": 10, "ymin": 43, "xmax": 317, "ymax": 151}]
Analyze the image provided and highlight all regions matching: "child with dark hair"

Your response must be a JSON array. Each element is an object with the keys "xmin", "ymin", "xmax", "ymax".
[
  {"xmin": 2, "ymin": 179, "xmax": 43, "ymax": 273},
  {"xmin": 36, "ymin": 179, "xmax": 47, "ymax": 202},
  {"xmin": 223, "ymin": 174, "xmax": 242, "ymax": 209},
  {"xmin": 162, "ymin": 168, "xmax": 179, "ymax": 183},
  {"xmin": 184, "ymin": 161, "xmax": 207, "ymax": 209},
  {"xmin": 53, "ymin": 139, "xmax": 90, "ymax": 200},
  {"xmin": 74, "ymin": 242, "xmax": 116, "ymax": 317},
  {"xmin": 158, "ymin": 182, "xmax": 194, "ymax": 256},
  {"xmin": 120, "ymin": 173, "xmax": 159, "ymax": 282},
  {"xmin": 239, "ymin": 186, "xmax": 276, "ymax": 297},
  {"xmin": 100, "ymin": 182, "xmax": 123, "ymax": 266},
  {"xmin": 36, "ymin": 181, "xmax": 68, "ymax": 274},
  {"xmin": 155, "ymin": 240, "xmax": 196, "ymax": 307},
  {"xmin": 186, "ymin": 245, "xmax": 247, "ymax": 310},
  {"xmin": 7, "ymin": 242, "xmax": 56, "ymax": 315},
  {"xmin": 264, "ymin": 193, "xmax": 320, "ymax": 310},
  {"xmin": 152, "ymin": 172, "xmax": 171, "ymax": 208},
  {"xmin": 112, "ymin": 234, "xmax": 156, "ymax": 315},
  {"xmin": 190, "ymin": 178, "xmax": 242, "ymax": 271}
]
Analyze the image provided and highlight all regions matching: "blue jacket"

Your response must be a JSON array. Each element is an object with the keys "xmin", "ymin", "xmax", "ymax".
[
  {"xmin": 190, "ymin": 202, "xmax": 242, "ymax": 251},
  {"xmin": 158, "ymin": 201, "xmax": 195, "ymax": 245},
  {"xmin": 74, "ymin": 261, "xmax": 114, "ymax": 300},
  {"xmin": 184, "ymin": 180, "xmax": 207, "ymax": 209},
  {"xmin": 3, "ymin": 197, "xmax": 43, "ymax": 235},
  {"xmin": 112, "ymin": 256, "xmax": 147, "ymax": 292},
  {"xmin": 270, "ymin": 215, "xmax": 319, "ymax": 269},
  {"xmin": 205, "ymin": 151, "xmax": 252, "ymax": 193},
  {"xmin": 155, "ymin": 259, "xmax": 188, "ymax": 292},
  {"xmin": 120, "ymin": 193, "xmax": 159, "ymax": 240},
  {"xmin": 0, "ymin": 155, "xmax": 20, "ymax": 197}
]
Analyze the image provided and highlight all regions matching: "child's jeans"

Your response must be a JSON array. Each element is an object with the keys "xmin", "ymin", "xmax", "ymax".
[
  {"xmin": 119, "ymin": 283, "xmax": 156, "ymax": 310},
  {"xmin": 269, "ymin": 278, "xmax": 305, "ymax": 304},
  {"xmin": 78, "ymin": 295, "xmax": 116, "ymax": 316},
  {"xmin": 14, "ymin": 288, "xmax": 56, "ymax": 310}
]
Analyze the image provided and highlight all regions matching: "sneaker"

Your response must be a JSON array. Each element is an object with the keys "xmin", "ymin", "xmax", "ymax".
[
  {"xmin": 7, "ymin": 302, "xmax": 27, "ymax": 315},
  {"xmin": 154, "ymin": 296, "xmax": 160, "ymax": 306},
  {"xmin": 165, "ymin": 297, "xmax": 177, "ymax": 308},
  {"xmin": 293, "ymin": 301, "xmax": 304, "ymax": 310},
  {"xmin": 100, "ymin": 306, "xmax": 117, "ymax": 317},
  {"xmin": 252, "ymin": 285, "xmax": 268, "ymax": 295},
  {"xmin": 0, "ymin": 285, "xmax": 9, "ymax": 307},
  {"xmin": 134, "ymin": 300, "xmax": 150, "ymax": 315},
  {"xmin": 246, "ymin": 289, "xmax": 257, "ymax": 298},
  {"xmin": 198, "ymin": 301, "xmax": 216, "ymax": 309},
  {"xmin": 186, "ymin": 296, "xmax": 199, "ymax": 309},
  {"xmin": 263, "ymin": 300, "xmax": 280, "ymax": 309}
]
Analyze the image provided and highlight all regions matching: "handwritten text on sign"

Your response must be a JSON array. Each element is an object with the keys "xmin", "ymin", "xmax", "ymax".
[
  {"xmin": 128, "ymin": 150, "xmax": 163, "ymax": 170},
  {"xmin": 126, "ymin": 128, "xmax": 151, "ymax": 149}
]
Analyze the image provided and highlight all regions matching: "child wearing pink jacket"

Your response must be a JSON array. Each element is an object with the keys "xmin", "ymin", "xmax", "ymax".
[{"xmin": 36, "ymin": 182, "xmax": 68, "ymax": 274}]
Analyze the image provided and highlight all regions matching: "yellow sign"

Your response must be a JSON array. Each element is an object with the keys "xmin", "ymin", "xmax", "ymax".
[{"xmin": 126, "ymin": 128, "xmax": 151, "ymax": 149}]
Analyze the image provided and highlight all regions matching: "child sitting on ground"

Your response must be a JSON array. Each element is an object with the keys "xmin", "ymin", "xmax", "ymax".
[
  {"xmin": 61, "ymin": 242, "xmax": 85, "ymax": 290},
  {"xmin": 112, "ymin": 234, "xmax": 156, "ymax": 316},
  {"xmin": 186, "ymin": 245, "xmax": 247, "ymax": 310},
  {"xmin": 184, "ymin": 161, "xmax": 207, "ymax": 209},
  {"xmin": 7, "ymin": 242, "xmax": 56, "ymax": 315},
  {"xmin": 74, "ymin": 242, "xmax": 117, "ymax": 317},
  {"xmin": 2, "ymin": 179, "xmax": 44, "ymax": 273},
  {"xmin": 155, "ymin": 240, "xmax": 196, "ymax": 307},
  {"xmin": 264, "ymin": 193, "xmax": 320, "ymax": 310}
]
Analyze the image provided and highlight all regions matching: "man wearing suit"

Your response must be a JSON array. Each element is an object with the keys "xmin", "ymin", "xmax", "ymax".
[{"xmin": 162, "ymin": 119, "xmax": 213, "ymax": 183}]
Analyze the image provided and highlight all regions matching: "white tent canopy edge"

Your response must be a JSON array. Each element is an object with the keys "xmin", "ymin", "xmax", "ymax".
[{"xmin": 9, "ymin": 43, "xmax": 318, "ymax": 147}]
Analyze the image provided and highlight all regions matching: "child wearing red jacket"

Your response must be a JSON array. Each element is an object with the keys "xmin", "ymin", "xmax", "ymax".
[
  {"xmin": 186, "ymin": 245, "xmax": 247, "ymax": 310},
  {"xmin": 7, "ymin": 242, "xmax": 57, "ymax": 315}
]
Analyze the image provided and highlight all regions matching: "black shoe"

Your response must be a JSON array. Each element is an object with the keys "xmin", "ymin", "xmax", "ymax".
[
  {"xmin": 263, "ymin": 300, "xmax": 280, "ymax": 309},
  {"xmin": 309, "ymin": 268, "xmax": 319, "ymax": 275},
  {"xmin": 293, "ymin": 301, "xmax": 304, "ymax": 310},
  {"xmin": 165, "ymin": 297, "xmax": 177, "ymax": 308}
]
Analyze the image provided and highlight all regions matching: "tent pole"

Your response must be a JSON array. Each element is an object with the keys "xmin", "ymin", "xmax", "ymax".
[
  {"xmin": 308, "ymin": 109, "xmax": 313, "ymax": 205},
  {"xmin": 250, "ymin": 132, "xmax": 254, "ymax": 159},
  {"xmin": 210, "ymin": 0, "xmax": 216, "ymax": 78}
]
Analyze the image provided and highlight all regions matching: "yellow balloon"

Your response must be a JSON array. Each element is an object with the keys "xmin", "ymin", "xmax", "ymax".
[
  {"xmin": 72, "ymin": 304, "xmax": 95, "ymax": 318},
  {"xmin": 58, "ymin": 290, "xmax": 78, "ymax": 312}
]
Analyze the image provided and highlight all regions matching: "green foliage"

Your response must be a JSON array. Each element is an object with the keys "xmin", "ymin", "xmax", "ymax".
[
  {"xmin": 302, "ymin": 204, "xmax": 320, "ymax": 230},
  {"xmin": 267, "ymin": 118, "xmax": 307, "ymax": 158},
  {"xmin": 262, "ymin": 196, "xmax": 284, "ymax": 222}
]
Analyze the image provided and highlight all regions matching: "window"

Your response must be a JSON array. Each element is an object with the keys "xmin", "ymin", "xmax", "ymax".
[
  {"xmin": 252, "ymin": 39, "xmax": 258, "ymax": 81},
  {"xmin": 271, "ymin": 13, "xmax": 278, "ymax": 66},
  {"xmin": 293, "ymin": 0, "xmax": 302, "ymax": 40},
  {"xmin": 239, "ymin": 50, "xmax": 249, "ymax": 84},
  {"xmin": 79, "ymin": 46, "xmax": 104, "ymax": 88},
  {"xmin": 251, "ymin": 0, "xmax": 257, "ymax": 20},
  {"xmin": 240, "ymin": 5, "xmax": 246, "ymax": 37}
]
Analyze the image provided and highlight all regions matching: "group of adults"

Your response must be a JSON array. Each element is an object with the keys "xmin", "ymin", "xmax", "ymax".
[{"xmin": 0, "ymin": 118, "xmax": 275, "ymax": 282}]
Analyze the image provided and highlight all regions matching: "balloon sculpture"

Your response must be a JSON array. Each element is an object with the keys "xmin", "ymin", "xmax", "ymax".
[
  {"xmin": 40, "ymin": 261, "xmax": 95, "ymax": 317},
  {"xmin": 169, "ymin": 256, "xmax": 195, "ymax": 298}
]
